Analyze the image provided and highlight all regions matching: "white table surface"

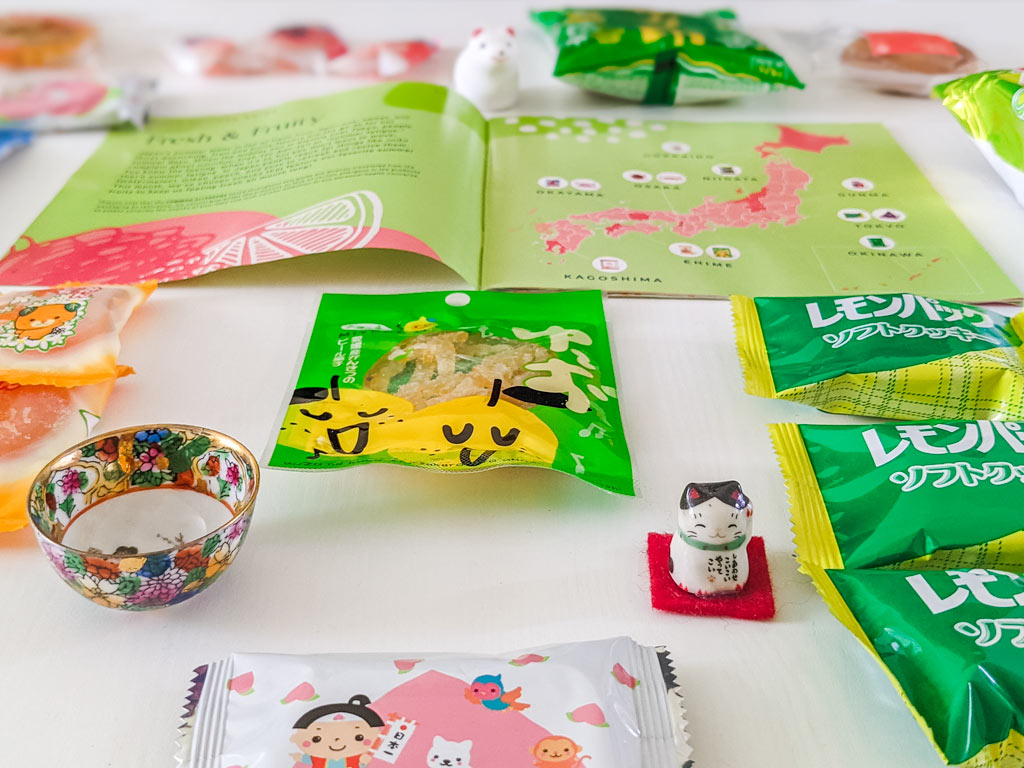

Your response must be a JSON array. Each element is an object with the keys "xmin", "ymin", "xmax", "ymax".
[{"xmin": 2, "ymin": 2, "xmax": 1023, "ymax": 766}]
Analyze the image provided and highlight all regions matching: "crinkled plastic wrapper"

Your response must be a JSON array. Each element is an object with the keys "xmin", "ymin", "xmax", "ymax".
[
  {"xmin": 0, "ymin": 376, "xmax": 123, "ymax": 532},
  {"xmin": 777, "ymin": 419, "xmax": 1024, "ymax": 766},
  {"xmin": 0, "ymin": 282, "xmax": 153, "ymax": 386},
  {"xmin": 532, "ymin": 7, "xmax": 803, "ymax": 104},
  {"xmin": 175, "ymin": 637, "xmax": 691, "ymax": 768},
  {"xmin": 805, "ymin": 565, "xmax": 1024, "ymax": 768},
  {"xmin": 267, "ymin": 291, "xmax": 634, "ymax": 495},
  {"xmin": 0, "ymin": 75, "xmax": 154, "ymax": 131},
  {"xmin": 772, "ymin": 420, "xmax": 1024, "ymax": 572},
  {"xmin": 734, "ymin": 293, "xmax": 1024, "ymax": 421},
  {"xmin": 936, "ymin": 69, "xmax": 1024, "ymax": 208}
]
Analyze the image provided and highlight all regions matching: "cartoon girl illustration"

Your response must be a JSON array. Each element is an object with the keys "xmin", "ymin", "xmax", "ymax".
[{"xmin": 289, "ymin": 696, "xmax": 385, "ymax": 768}]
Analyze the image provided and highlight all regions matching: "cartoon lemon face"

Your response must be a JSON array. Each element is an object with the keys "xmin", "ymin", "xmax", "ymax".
[{"xmin": 278, "ymin": 376, "xmax": 558, "ymax": 469}]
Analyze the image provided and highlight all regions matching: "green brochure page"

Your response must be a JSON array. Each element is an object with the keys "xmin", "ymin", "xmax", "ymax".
[
  {"xmin": 0, "ymin": 83, "xmax": 486, "ymax": 287},
  {"xmin": 481, "ymin": 117, "xmax": 1019, "ymax": 301},
  {"xmin": 2, "ymin": 83, "xmax": 1018, "ymax": 301}
]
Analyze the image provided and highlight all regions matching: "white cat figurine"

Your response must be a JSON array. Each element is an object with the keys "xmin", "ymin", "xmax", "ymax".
[
  {"xmin": 453, "ymin": 27, "xmax": 518, "ymax": 111},
  {"xmin": 669, "ymin": 481, "xmax": 752, "ymax": 596},
  {"xmin": 426, "ymin": 735, "xmax": 473, "ymax": 768}
]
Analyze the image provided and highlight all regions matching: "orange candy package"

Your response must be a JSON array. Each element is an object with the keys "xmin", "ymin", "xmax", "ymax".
[
  {"xmin": 0, "ymin": 376, "xmax": 127, "ymax": 532},
  {"xmin": 0, "ymin": 282, "xmax": 154, "ymax": 386}
]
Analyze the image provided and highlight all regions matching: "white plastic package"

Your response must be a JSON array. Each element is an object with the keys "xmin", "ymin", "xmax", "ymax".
[{"xmin": 176, "ymin": 637, "xmax": 692, "ymax": 768}]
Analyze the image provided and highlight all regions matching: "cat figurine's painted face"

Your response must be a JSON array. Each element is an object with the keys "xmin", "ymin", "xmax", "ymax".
[
  {"xmin": 677, "ymin": 480, "xmax": 752, "ymax": 546},
  {"xmin": 426, "ymin": 736, "xmax": 473, "ymax": 768}
]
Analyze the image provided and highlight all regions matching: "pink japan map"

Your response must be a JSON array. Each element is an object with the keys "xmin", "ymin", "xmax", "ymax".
[
  {"xmin": 481, "ymin": 117, "xmax": 1017, "ymax": 300},
  {"xmin": 537, "ymin": 127, "xmax": 847, "ymax": 256}
]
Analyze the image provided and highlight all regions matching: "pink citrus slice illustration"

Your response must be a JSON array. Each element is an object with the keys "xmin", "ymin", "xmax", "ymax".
[{"xmin": 200, "ymin": 191, "xmax": 382, "ymax": 271}]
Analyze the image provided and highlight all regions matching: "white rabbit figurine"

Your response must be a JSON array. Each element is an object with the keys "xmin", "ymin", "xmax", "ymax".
[
  {"xmin": 453, "ymin": 27, "xmax": 518, "ymax": 111},
  {"xmin": 669, "ymin": 480, "xmax": 752, "ymax": 596}
]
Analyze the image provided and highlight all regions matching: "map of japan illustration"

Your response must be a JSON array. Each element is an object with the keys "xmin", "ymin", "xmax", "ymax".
[{"xmin": 483, "ymin": 116, "xmax": 1015, "ymax": 300}]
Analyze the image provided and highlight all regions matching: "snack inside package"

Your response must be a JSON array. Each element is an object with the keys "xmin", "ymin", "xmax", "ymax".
[
  {"xmin": 773, "ymin": 420, "xmax": 1024, "ymax": 572},
  {"xmin": 936, "ymin": 69, "xmax": 1024, "ymax": 208},
  {"xmin": 0, "ymin": 14, "xmax": 95, "ymax": 69},
  {"xmin": 734, "ymin": 293, "xmax": 1024, "ymax": 420},
  {"xmin": 0, "ymin": 75, "xmax": 154, "ymax": 131},
  {"xmin": 0, "ymin": 376, "xmax": 122, "ymax": 532},
  {"xmin": 532, "ymin": 7, "xmax": 804, "ymax": 104},
  {"xmin": 839, "ymin": 31, "xmax": 979, "ymax": 96},
  {"xmin": 268, "ymin": 290, "xmax": 634, "ymax": 495},
  {"xmin": 0, "ymin": 282, "xmax": 154, "ymax": 386},
  {"xmin": 806, "ymin": 565, "xmax": 1024, "ymax": 768},
  {"xmin": 176, "ymin": 637, "xmax": 691, "ymax": 768}
]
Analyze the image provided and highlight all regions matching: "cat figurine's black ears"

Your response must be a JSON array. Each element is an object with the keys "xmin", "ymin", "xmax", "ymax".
[{"xmin": 680, "ymin": 480, "xmax": 749, "ymax": 511}]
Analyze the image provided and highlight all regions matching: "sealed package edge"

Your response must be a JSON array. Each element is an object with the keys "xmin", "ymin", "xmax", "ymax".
[
  {"xmin": 935, "ymin": 69, "xmax": 1024, "ymax": 208},
  {"xmin": 771, "ymin": 420, "xmax": 1024, "ymax": 572},
  {"xmin": 734, "ymin": 293, "xmax": 1024, "ymax": 421},
  {"xmin": 0, "ymin": 282, "xmax": 154, "ymax": 386},
  {"xmin": 804, "ymin": 564, "xmax": 1024, "ymax": 768},
  {"xmin": 268, "ymin": 290, "xmax": 634, "ymax": 495},
  {"xmin": 175, "ymin": 637, "xmax": 691, "ymax": 768},
  {"xmin": 531, "ymin": 7, "xmax": 803, "ymax": 104}
]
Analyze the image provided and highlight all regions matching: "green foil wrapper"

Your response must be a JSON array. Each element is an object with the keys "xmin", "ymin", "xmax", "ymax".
[{"xmin": 531, "ymin": 7, "xmax": 804, "ymax": 104}]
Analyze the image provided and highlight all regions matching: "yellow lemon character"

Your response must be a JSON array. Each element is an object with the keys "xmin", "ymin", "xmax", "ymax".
[{"xmin": 278, "ymin": 376, "xmax": 558, "ymax": 469}]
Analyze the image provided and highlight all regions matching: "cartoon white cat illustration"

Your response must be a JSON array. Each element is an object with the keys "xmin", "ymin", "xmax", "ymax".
[
  {"xmin": 669, "ymin": 480, "xmax": 752, "ymax": 596},
  {"xmin": 426, "ymin": 735, "xmax": 473, "ymax": 768}
]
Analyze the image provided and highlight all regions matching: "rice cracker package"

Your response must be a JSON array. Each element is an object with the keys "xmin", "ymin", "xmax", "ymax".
[
  {"xmin": 0, "ymin": 376, "xmax": 124, "ymax": 532},
  {"xmin": 773, "ymin": 420, "xmax": 1024, "ymax": 572},
  {"xmin": 935, "ymin": 69, "xmax": 1024, "ymax": 208},
  {"xmin": 735, "ymin": 293, "xmax": 1024, "ymax": 421},
  {"xmin": 0, "ymin": 282, "xmax": 154, "ymax": 386},
  {"xmin": 175, "ymin": 637, "xmax": 691, "ymax": 768},
  {"xmin": 532, "ymin": 7, "xmax": 803, "ymax": 104},
  {"xmin": 268, "ymin": 291, "xmax": 633, "ymax": 494},
  {"xmin": 808, "ymin": 565, "xmax": 1024, "ymax": 767}
]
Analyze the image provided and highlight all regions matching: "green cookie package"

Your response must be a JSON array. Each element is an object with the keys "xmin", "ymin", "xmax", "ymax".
[
  {"xmin": 773, "ymin": 420, "xmax": 1024, "ymax": 572},
  {"xmin": 775, "ymin": 420, "xmax": 1024, "ymax": 766},
  {"xmin": 268, "ymin": 290, "xmax": 633, "ymax": 495},
  {"xmin": 809, "ymin": 565, "xmax": 1024, "ymax": 768},
  {"xmin": 735, "ymin": 293, "xmax": 1024, "ymax": 421},
  {"xmin": 532, "ymin": 7, "xmax": 804, "ymax": 104}
]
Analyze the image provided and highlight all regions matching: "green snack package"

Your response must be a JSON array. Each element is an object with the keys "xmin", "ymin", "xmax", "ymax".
[
  {"xmin": 935, "ymin": 69, "xmax": 1024, "ymax": 208},
  {"xmin": 268, "ymin": 290, "xmax": 634, "ymax": 495},
  {"xmin": 531, "ymin": 7, "xmax": 804, "ymax": 104},
  {"xmin": 807, "ymin": 565, "xmax": 1024, "ymax": 767},
  {"xmin": 772, "ymin": 420, "xmax": 1024, "ymax": 572},
  {"xmin": 734, "ymin": 293, "xmax": 1024, "ymax": 421}
]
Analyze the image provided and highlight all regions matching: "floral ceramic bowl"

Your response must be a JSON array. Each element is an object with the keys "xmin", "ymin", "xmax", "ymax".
[{"xmin": 28, "ymin": 424, "xmax": 259, "ymax": 610}]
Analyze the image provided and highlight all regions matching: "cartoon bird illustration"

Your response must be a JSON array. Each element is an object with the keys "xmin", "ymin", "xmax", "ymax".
[
  {"xmin": 403, "ymin": 316, "xmax": 437, "ymax": 333},
  {"xmin": 464, "ymin": 674, "xmax": 529, "ymax": 711}
]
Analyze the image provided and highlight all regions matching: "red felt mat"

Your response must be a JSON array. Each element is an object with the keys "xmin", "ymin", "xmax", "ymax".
[{"xmin": 647, "ymin": 533, "xmax": 775, "ymax": 621}]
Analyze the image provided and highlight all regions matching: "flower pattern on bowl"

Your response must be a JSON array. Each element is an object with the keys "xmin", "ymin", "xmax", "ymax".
[{"xmin": 28, "ymin": 424, "xmax": 259, "ymax": 611}]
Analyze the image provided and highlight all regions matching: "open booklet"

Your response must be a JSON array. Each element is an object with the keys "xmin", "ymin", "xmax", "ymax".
[{"xmin": 2, "ymin": 81, "xmax": 1018, "ymax": 301}]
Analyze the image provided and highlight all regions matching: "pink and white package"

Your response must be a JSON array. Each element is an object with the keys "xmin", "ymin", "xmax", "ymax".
[{"xmin": 175, "ymin": 637, "xmax": 691, "ymax": 768}]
